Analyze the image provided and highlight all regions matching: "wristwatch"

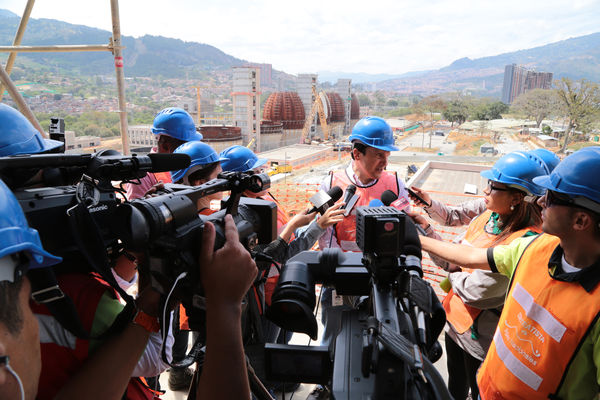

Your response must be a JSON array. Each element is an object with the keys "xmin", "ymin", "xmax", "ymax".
[{"xmin": 132, "ymin": 309, "xmax": 160, "ymax": 333}]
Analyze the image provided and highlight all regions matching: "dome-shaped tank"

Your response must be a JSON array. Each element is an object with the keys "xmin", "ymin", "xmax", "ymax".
[
  {"xmin": 351, "ymin": 94, "xmax": 360, "ymax": 119},
  {"xmin": 326, "ymin": 92, "xmax": 345, "ymax": 122},
  {"xmin": 263, "ymin": 92, "xmax": 305, "ymax": 129}
]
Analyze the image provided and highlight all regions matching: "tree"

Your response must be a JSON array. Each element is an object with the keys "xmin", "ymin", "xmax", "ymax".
[
  {"xmin": 555, "ymin": 78, "xmax": 600, "ymax": 153},
  {"xmin": 511, "ymin": 89, "xmax": 559, "ymax": 127},
  {"xmin": 387, "ymin": 99, "xmax": 399, "ymax": 107},
  {"xmin": 416, "ymin": 95, "xmax": 447, "ymax": 127},
  {"xmin": 358, "ymin": 94, "xmax": 371, "ymax": 107},
  {"xmin": 472, "ymin": 101, "xmax": 509, "ymax": 120},
  {"xmin": 443, "ymin": 100, "xmax": 469, "ymax": 126}
]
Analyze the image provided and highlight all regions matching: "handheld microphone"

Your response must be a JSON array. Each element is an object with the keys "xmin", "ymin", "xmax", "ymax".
[
  {"xmin": 340, "ymin": 184, "xmax": 359, "ymax": 216},
  {"xmin": 381, "ymin": 189, "xmax": 410, "ymax": 211},
  {"xmin": 307, "ymin": 186, "xmax": 343, "ymax": 214},
  {"xmin": 381, "ymin": 190, "xmax": 427, "ymax": 236}
]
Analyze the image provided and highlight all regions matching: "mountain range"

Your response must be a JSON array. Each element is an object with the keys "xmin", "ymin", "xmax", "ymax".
[{"xmin": 1, "ymin": 8, "xmax": 599, "ymax": 96}]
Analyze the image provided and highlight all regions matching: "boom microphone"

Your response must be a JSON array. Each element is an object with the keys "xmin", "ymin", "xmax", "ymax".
[{"xmin": 307, "ymin": 186, "xmax": 343, "ymax": 214}]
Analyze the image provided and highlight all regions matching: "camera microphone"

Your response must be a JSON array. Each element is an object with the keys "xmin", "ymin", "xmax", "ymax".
[
  {"xmin": 307, "ymin": 186, "xmax": 343, "ymax": 214},
  {"xmin": 147, "ymin": 153, "xmax": 191, "ymax": 172}
]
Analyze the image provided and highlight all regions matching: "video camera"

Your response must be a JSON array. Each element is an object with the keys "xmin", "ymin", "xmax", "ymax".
[
  {"xmin": 265, "ymin": 207, "xmax": 450, "ymax": 399},
  {"xmin": 0, "ymin": 151, "xmax": 276, "ymax": 334}
]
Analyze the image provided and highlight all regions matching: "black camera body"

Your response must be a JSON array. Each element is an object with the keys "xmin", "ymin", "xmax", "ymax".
[{"xmin": 265, "ymin": 207, "xmax": 449, "ymax": 399}]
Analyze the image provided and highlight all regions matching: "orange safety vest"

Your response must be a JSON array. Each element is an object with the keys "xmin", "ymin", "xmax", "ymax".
[
  {"xmin": 331, "ymin": 170, "xmax": 400, "ymax": 252},
  {"xmin": 443, "ymin": 210, "xmax": 540, "ymax": 334},
  {"xmin": 33, "ymin": 273, "xmax": 159, "ymax": 400},
  {"xmin": 477, "ymin": 234, "xmax": 600, "ymax": 399}
]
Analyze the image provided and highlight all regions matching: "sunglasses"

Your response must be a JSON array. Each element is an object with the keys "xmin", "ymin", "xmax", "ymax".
[
  {"xmin": 545, "ymin": 190, "xmax": 578, "ymax": 208},
  {"xmin": 487, "ymin": 180, "xmax": 511, "ymax": 192}
]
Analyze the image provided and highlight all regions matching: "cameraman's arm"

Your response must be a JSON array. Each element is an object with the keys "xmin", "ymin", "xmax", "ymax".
[
  {"xmin": 54, "ymin": 289, "xmax": 160, "ymax": 400},
  {"xmin": 197, "ymin": 215, "xmax": 257, "ymax": 400}
]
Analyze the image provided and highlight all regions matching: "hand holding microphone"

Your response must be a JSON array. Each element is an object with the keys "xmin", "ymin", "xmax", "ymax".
[
  {"xmin": 381, "ymin": 190, "xmax": 430, "ymax": 235},
  {"xmin": 307, "ymin": 186, "xmax": 343, "ymax": 214}
]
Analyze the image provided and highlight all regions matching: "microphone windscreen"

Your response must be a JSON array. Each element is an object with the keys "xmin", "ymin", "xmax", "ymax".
[
  {"xmin": 381, "ymin": 189, "xmax": 398, "ymax": 206},
  {"xmin": 148, "ymin": 153, "xmax": 191, "ymax": 172},
  {"xmin": 328, "ymin": 186, "xmax": 343, "ymax": 202}
]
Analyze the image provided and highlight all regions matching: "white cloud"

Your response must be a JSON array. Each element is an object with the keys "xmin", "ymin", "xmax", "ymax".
[{"xmin": 2, "ymin": 0, "xmax": 598, "ymax": 74}]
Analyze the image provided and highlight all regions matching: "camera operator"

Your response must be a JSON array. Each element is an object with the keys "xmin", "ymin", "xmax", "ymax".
[
  {"xmin": 418, "ymin": 147, "xmax": 600, "ymax": 400},
  {"xmin": 126, "ymin": 107, "xmax": 203, "ymax": 200},
  {"xmin": 0, "ymin": 179, "xmax": 62, "ymax": 400}
]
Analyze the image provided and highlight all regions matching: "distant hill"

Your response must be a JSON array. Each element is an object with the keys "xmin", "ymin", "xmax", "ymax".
[
  {"xmin": 376, "ymin": 32, "xmax": 600, "ymax": 97},
  {"xmin": 317, "ymin": 70, "xmax": 433, "ymax": 84},
  {"xmin": 0, "ymin": 9, "xmax": 248, "ymax": 78}
]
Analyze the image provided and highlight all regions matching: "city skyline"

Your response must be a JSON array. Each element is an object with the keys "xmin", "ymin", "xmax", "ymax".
[{"xmin": 2, "ymin": 0, "xmax": 599, "ymax": 76}]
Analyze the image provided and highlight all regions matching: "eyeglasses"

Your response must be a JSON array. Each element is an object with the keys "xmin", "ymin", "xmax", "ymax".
[
  {"xmin": 487, "ymin": 180, "xmax": 511, "ymax": 192},
  {"xmin": 545, "ymin": 190, "xmax": 578, "ymax": 208}
]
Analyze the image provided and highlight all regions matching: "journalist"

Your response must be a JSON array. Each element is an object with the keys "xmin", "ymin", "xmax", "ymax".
[
  {"xmin": 419, "ymin": 147, "xmax": 600, "ymax": 399},
  {"xmin": 126, "ymin": 107, "xmax": 203, "ymax": 200},
  {"xmin": 0, "ymin": 179, "xmax": 62, "ymax": 400}
]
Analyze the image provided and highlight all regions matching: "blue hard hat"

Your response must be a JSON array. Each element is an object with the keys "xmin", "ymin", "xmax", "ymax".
[
  {"xmin": 348, "ymin": 116, "xmax": 398, "ymax": 152},
  {"xmin": 0, "ymin": 104, "xmax": 63, "ymax": 156},
  {"xmin": 481, "ymin": 151, "xmax": 547, "ymax": 196},
  {"xmin": 219, "ymin": 145, "xmax": 267, "ymax": 172},
  {"xmin": 533, "ymin": 146, "xmax": 600, "ymax": 210},
  {"xmin": 170, "ymin": 141, "xmax": 228, "ymax": 183},
  {"xmin": 151, "ymin": 107, "xmax": 203, "ymax": 142},
  {"xmin": 529, "ymin": 148, "xmax": 560, "ymax": 172},
  {"xmin": 0, "ymin": 179, "xmax": 61, "ymax": 272}
]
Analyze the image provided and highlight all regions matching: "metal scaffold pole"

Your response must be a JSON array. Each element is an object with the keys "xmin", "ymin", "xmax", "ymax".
[
  {"xmin": 0, "ymin": 0, "xmax": 35, "ymax": 103},
  {"xmin": 110, "ymin": 0, "xmax": 130, "ymax": 155}
]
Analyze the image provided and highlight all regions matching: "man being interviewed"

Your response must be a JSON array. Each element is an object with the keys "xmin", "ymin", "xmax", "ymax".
[{"xmin": 317, "ymin": 116, "xmax": 410, "ymax": 252}]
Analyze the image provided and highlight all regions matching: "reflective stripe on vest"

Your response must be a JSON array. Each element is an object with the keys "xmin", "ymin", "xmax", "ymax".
[
  {"xmin": 331, "ymin": 170, "xmax": 399, "ymax": 252},
  {"xmin": 443, "ymin": 210, "xmax": 539, "ymax": 334},
  {"xmin": 477, "ymin": 234, "xmax": 600, "ymax": 399}
]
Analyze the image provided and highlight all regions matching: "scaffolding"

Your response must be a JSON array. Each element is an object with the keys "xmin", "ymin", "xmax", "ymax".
[{"xmin": 0, "ymin": 0, "xmax": 131, "ymax": 154}]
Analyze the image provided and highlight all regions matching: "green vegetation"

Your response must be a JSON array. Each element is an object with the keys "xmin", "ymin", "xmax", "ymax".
[{"xmin": 34, "ymin": 110, "xmax": 156, "ymax": 137}]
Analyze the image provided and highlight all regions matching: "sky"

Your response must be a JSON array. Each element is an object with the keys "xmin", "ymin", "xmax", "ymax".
[{"xmin": 2, "ymin": 0, "xmax": 600, "ymax": 76}]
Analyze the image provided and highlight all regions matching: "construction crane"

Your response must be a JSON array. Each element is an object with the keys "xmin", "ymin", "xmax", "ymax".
[{"xmin": 300, "ymin": 86, "xmax": 330, "ymax": 144}]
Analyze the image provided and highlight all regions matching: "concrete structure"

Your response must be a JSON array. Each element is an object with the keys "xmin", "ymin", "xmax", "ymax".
[
  {"xmin": 64, "ymin": 131, "xmax": 101, "ymax": 152},
  {"xmin": 501, "ymin": 64, "xmax": 553, "ymax": 104},
  {"xmin": 262, "ymin": 92, "xmax": 306, "ymax": 129},
  {"xmin": 535, "ymin": 134, "xmax": 560, "ymax": 148},
  {"xmin": 127, "ymin": 124, "xmax": 155, "ymax": 152},
  {"xmin": 175, "ymin": 97, "xmax": 216, "ymax": 124},
  {"xmin": 232, "ymin": 66, "xmax": 261, "ymax": 150},
  {"xmin": 258, "ymin": 144, "xmax": 338, "ymax": 169}
]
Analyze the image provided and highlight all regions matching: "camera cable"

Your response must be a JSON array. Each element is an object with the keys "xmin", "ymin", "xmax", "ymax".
[{"xmin": 1, "ymin": 356, "xmax": 25, "ymax": 400}]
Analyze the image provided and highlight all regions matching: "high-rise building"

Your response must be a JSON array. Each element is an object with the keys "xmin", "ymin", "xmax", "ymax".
[
  {"xmin": 232, "ymin": 66, "xmax": 261, "ymax": 149},
  {"xmin": 246, "ymin": 63, "xmax": 273, "ymax": 87},
  {"xmin": 297, "ymin": 73, "xmax": 318, "ymax": 137},
  {"xmin": 335, "ymin": 79, "xmax": 352, "ymax": 136},
  {"xmin": 501, "ymin": 64, "xmax": 553, "ymax": 104}
]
